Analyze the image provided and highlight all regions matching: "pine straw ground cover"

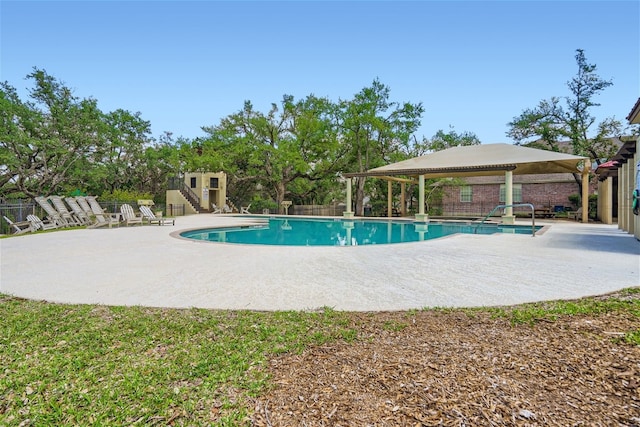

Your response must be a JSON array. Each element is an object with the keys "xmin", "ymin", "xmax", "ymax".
[
  {"xmin": 0, "ymin": 289, "xmax": 638, "ymax": 426},
  {"xmin": 252, "ymin": 289, "xmax": 640, "ymax": 426}
]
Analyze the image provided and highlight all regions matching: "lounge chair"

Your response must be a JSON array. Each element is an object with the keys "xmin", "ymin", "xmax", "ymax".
[
  {"xmin": 120, "ymin": 204, "xmax": 144, "ymax": 226},
  {"xmin": 75, "ymin": 196, "xmax": 94, "ymax": 217},
  {"xmin": 49, "ymin": 195, "xmax": 83, "ymax": 226},
  {"xmin": 211, "ymin": 203, "xmax": 222, "ymax": 214},
  {"xmin": 567, "ymin": 207, "xmax": 583, "ymax": 221},
  {"xmin": 34, "ymin": 196, "xmax": 68, "ymax": 227},
  {"xmin": 139, "ymin": 206, "xmax": 175, "ymax": 226},
  {"xmin": 223, "ymin": 204, "xmax": 233, "ymax": 214},
  {"xmin": 3, "ymin": 215, "xmax": 34, "ymax": 235},
  {"xmin": 64, "ymin": 197, "xmax": 93, "ymax": 225},
  {"xmin": 240, "ymin": 203, "xmax": 251, "ymax": 214},
  {"xmin": 27, "ymin": 214, "xmax": 59, "ymax": 231},
  {"xmin": 85, "ymin": 196, "xmax": 115, "ymax": 217},
  {"xmin": 84, "ymin": 196, "xmax": 121, "ymax": 228}
]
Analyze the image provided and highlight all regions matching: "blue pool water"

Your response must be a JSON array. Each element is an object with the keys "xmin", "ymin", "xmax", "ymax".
[{"xmin": 180, "ymin": 217, "xmax": 539, "ymax": 246}]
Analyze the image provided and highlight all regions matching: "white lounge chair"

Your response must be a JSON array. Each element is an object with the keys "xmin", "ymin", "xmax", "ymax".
[
  {"xmin": 75, "ymin": 196, "xmax": 94, "ymax": 217},
  {"xmin": 27, "ymin": 214, "xmax": 59, "ymax": 231},
  {"xmin": 35, "ymin": 196, "xmax": 68, "ymax": 227},
  {"xmin": 3, "ymin": 215, "xmax": 34, "ymax": 235},
  {"xmin": 567, "ymin": 207, "xmax": 583, "ymax": 221},
  {"xmin": 240, "ymin": 203, "xmax": 251, "ymax": 214},
  {"xmin": 120, "ymin": 204, "xmax": 144, "ymax": 226},
  {"xmin": 211, "ymin": 203, "xmax": 222, "ymax": 214},
  {"xmin": 49, "ymin": 195, "xmax": 83, "ymax": 226},
  {"xmin": 64, "ymin": 197, "xmax": 93, "ymax": 225},
  {"xmin": 84, "ymin": 196, "xmax": 120, "ymax": 228},
  {"xmin": 139, "ymin": 206, "xmax": 175, "ymax": 226},
  {"xmin": 223, "ymin": 204, "xmax": 233, "ymax": 214}
]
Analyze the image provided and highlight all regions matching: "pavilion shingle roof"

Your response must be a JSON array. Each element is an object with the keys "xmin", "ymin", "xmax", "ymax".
[{"xmin": 344, "ymin": 143, "xmax": 588, "ymax": 179}]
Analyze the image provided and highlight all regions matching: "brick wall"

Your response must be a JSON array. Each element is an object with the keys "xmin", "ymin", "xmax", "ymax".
[{"xmin": 438, "ymin": 181, "xmax": 585, "ymax": 216}]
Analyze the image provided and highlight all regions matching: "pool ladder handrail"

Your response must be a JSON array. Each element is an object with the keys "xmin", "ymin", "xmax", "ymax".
[{"xmin": 474, "ymin": 203, "xmax": 536, "ymax": 237}]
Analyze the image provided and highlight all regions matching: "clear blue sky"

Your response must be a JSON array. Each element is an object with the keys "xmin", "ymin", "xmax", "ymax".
[{"xmin": 1, "ymin": 1, "xmax": 638, "ymax": 143}]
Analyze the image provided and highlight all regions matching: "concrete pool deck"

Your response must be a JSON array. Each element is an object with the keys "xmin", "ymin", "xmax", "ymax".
[{"xmin": 1, "ymin": 214, "xmax": 638, "ymax": 311}]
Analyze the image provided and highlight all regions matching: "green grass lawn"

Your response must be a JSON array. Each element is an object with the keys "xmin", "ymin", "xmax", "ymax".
[
  {"xmin": 0, "ymin": 298, "xmax": 356, "ymax": 425},
  {"xmin": 1, "ymin": 289, "xmax": 638, "ymax": 425}
]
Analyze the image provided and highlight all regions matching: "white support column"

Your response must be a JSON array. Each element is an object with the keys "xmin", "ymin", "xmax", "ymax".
[
  {"xmin": 415, "ymin": 174, "xmax": 428, "ymax": 222},
  {"xmin": 581, "ymin": 167, "xmax": 590, "ymax": 224},
  {"xmin": 502, "ymin": 170, "xmax": 515, "ymax": 224},
  {"xmin": 618, "ymin": 167, "xmax": 624, "ymax": 230},
  {"xmin": 600, "ymin": 178, "xmax": 613, "ymax": 225},
  {"xmin": 343, "ymin": 177, "xmax": 354, "ymax": 219},
  {"xmin": 387, "ymin": 180, "xmax": 393, "ymax": 218},
  {"xmin": 624, "ymin": 160, "xmax": 634, "ymax": 233}
]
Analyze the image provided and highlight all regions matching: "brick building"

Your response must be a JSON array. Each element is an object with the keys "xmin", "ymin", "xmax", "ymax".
[
  {"xmin": 437, "ymin": 173, "xmax": 587, "ymax": 217},
  {"xmin": 432, "ymin": 139, "xmax": 623, "ymax": 218}
]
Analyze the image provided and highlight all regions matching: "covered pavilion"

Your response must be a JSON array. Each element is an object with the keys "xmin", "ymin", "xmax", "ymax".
[{"xmin": 343, "ymin": 143, "xmax": 591, "ymax": 223}]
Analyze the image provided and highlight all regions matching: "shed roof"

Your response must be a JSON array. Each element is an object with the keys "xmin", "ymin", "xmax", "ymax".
[{"xmin": 344, "ymin": 143, "xmax": 589, "ymax": 179}]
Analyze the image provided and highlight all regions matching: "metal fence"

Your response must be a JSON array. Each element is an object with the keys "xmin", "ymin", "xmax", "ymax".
[
  {"xmin": 0, "ymin": 198, "xmax": 169, "ymax": 235},
  {"xmin": 0, "ymin": 200, "xmax": 36, "ymax": 235},
  {"xmin": 291, "ymin": 204, "xmax": 347, "ymax": 216},
  {"xmin": 429, "ymin": 202, "xmax": 538, "ymax": 218},
  {"xmin": 6, "ymin": 199, "xmax": 510, "ymax": 235}
]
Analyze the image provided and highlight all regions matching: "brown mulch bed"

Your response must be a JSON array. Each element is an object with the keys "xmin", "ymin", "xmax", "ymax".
[{"xmin": 252, "ymin": 292, "xmax": 640, "ymax": 426}]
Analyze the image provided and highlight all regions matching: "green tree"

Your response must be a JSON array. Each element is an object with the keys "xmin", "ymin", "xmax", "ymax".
[
  {"xmin": 0, "ymin": 69, "xmax": 167, "ymax": 200},
  {"xmin": 0, "ymin": 83, "xmax": 40, "ymax": 197},
  {"xmin": 0, "ymin": 68, "xmax": 106, "ymax": 198},
  {"xmin": 282, "ymin": 94, "xmax": 342, "ymax": 204},
  {"xmin": 84, "ymin": 109, "xmax": 154, "ymax": 194},
  {"xmin": 338, "ymin": 79, "xmax": 423, "ymax": 215},
  {"xmin": 202, "ymin": 94, "xmax": 340, "ymax": 207},
  {"xmin": 425, "ymin": 126, "xmax": 481, "ymax": 152},
  {"xmin": 135, "ymin": 133, "xmax": 184, "ymax": 201},
  {"xmin": 507, "ymin": 49, "xmax": 622, "ymax": 161}
]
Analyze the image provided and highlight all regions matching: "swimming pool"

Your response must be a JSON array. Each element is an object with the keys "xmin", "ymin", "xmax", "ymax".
[{"xmin": 180, "ymin": 217, "xmax": 539, "ymax": 246}]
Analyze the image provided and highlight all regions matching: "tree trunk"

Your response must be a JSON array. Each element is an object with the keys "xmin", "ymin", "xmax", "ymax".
[
  {"xmin": 275, "ymin": 181, "xmax": 287, "ymax": 213},
  {"xmin": 355, "ymin": 176, "xmax": 365, "ymax": 216},
  {"xmin": 571, "ymin": 173, "xmax": 583, "ymax": 200}
]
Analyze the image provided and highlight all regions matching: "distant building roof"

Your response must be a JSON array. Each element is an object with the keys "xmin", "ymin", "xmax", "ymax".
[
  {"xmin": 595, "ymin": 139, "xmax": 638, "ymax": 181},
  {"xmin": 626, "ymin": 97, "xmax": 640, "ymax": 124},
  {"xmin": 596, "ymin": 160, "xmax": 619, "ymax": 169}
]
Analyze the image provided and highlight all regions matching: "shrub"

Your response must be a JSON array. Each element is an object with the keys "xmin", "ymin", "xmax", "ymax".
[
  {"xmin": 568, "ymin": 193, "xmax": 580, "ymax": 207},
  {"xmin": 250, "ymin": 197, "xmax": 278, "ymax": 213},
  {"xmin": 100, "ymin": 189, "xmax": 155, "ymax": 203}
]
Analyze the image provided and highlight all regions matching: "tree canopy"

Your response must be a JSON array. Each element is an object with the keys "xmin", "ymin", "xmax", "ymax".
[
  {"xmin": 507, "ymin": 49, "xmax": 622, "ymax": 162},
  {"xmin": 0, "ymin": 69, "xmax": 491, "ymax": 213},
  {"xmin": 8, "ymin": 61, "xmax": 631, "ymax": 213},
  {"xmin": 0, "ymin": 68, "xmax": 165, "ymax": 199}
]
